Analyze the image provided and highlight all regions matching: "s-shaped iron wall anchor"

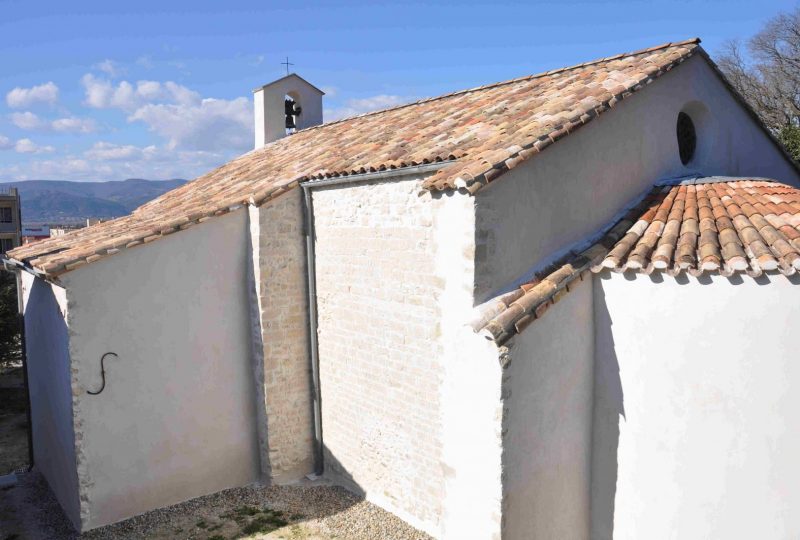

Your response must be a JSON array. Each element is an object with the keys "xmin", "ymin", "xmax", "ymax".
[{"xmin": 87, "ymin": 352, "xmax": 119, "ymax": 395}]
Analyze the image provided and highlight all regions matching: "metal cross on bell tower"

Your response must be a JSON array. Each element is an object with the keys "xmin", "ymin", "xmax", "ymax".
[{"xmin": 281, "ymin": 56, "xmax": 294, "ymax": 75}]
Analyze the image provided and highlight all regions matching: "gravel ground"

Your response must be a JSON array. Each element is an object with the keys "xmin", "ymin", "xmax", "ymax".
[{"xmin": 0, "ymin": 470, "xmax": 432, "ymax": 540}]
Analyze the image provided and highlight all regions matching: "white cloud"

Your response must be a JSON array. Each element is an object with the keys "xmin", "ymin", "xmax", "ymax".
[
  {"xmin": 162, "ymin": 81, "xmax": 200, "ymax": 106},
  {"xmin": 0, "ymin": 135, "xmax": 12, "ymax": 149},
  {"xmin": 94, "ymin": 59, "xmax": 124, "ymax": 78},
  {"xmin": 10, "ymin": 111, "xmax": 97, "ymax": 133},
  {"xmin": 1, "ymin": 75, "xmax": 255, "ymax": 181},
  {"xmin": 1, "ymin": 158, "xmax": 109, "ymax": 180},
  {"xmin": 10, "ymin": 111, "xmax": 46, "ymax": 130},
  {"xmin": 81, "ymin": 73, "xmax": 246, "ymax": 152},
  {"xmin": 82, "ymin": 74, "xmax": 137, "ymax": 110},
  {"xmin": 14, "ymin": 138, "xmax": 55, "ymax": 154},
  {"xmin": 325, "ymin": 94, "xmax": 411, "ymax": 121},
  {"xmin": 0, "ymin": 141, "xmax": 227, "ymax": 181},
  {"xmin": 81, "ymin": 75, "xmax": 201, "ymax": 111},
  {"xmin": 135, "ymin": 80, "xmax": 162, "ymax": 101},
  {"xmin": 84, "ymin": 141, "xmax": 154, "ymax": 161},
  {"xmin": 129, "ymin": 97, "xmax": 251, "ymax": 151},
  {"xmin": 52, "ymin": 116, "xmax": 98, "ymax": 133},
  {"xmin": 5, "ymin": 82, "xmax": 59, "ymax": 108}
]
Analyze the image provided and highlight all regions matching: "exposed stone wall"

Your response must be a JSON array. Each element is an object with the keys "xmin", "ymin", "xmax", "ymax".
[
  {"xmin": 254, "ymin": 190, "xmax": 314, "ymax": 481},
  {"xmin": 312, "ymin": 177, "xmax": 448, "ymax": 535}
]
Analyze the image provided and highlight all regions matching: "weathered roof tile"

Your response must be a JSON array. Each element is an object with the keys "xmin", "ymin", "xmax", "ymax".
[{"xmin": 7, "ymin": 39, "xmax": 703, "ymax": 276}]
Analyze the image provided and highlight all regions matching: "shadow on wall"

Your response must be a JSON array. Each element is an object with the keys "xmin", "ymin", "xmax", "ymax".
[
  {"xmin": 321, "ymin": 443, "xmax": 367, "ymax": 499},
  {"xmin": 590, "ymin": 278, "xmax": 624, "ymax": 540},
  {"xmin": 24, "ymin": 276, "xmax": 81, "ymax": 529},
  {"xmin": 590, "ymin": 270, "xmax": 800, "ymax": 539}
]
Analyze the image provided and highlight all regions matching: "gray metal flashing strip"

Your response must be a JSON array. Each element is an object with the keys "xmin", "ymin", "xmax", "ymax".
[
  {"xmin": 2, "ymin": 257, "xmax": 47, "ymax": 280},
  {"xmin": 301, "ymin": 184, "xmax": 324, "ymax": 476},
  {"xmin": 655, "ymin": 174, "xmax": 779, "ymax": 187},
  {"xmin": 300, "ymin": 161, "xmax": 453, "ymax": 190}
]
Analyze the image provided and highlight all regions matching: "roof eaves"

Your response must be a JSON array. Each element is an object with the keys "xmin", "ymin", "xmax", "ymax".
[
  {"xmin": 7, "ymin": 161, "xmax": 454, "ymax": 278},
  {"xmin": 9, "ymin": 200, "xmax": 254, "ymax": 277}
]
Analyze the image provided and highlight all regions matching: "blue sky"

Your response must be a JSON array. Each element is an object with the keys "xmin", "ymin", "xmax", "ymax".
[{"xmin": 0, "ymin": 0, "xmax": 795, "ymax": 182}]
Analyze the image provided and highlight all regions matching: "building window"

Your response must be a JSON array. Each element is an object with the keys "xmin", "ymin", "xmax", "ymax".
[
  {"xmin": 677, "ymin": 112, "xmax": 697, "ymax": 165},
  {"xmin": 0, "ymin": 207, "xmax": 12, "ymax": 223},
  {"xmin": 0, "ymin": 238, "xmax": 13, "ymax": 253}
]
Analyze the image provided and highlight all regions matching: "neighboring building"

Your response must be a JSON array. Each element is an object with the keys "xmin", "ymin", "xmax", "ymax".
[
  {"xmin": 50, "ymin": 225, "xmax": 85, "ymax": 238},
  {"xmin": 0, "ymin": 187, "xmax": 21, "ymax": 255},
  {"xmin": 5, "ymin": 38, "xmax": 800, "ymax": 538},
  {"xmin": 21, "ymin": 225, "xmax": 51, "ymax": 245}
]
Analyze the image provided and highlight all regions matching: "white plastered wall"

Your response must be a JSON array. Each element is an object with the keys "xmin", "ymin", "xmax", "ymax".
[
  {"xmin": 473, "ymin": 53, "xmax": 800, "ymax": 302},
  {"xmin": 499, "ymin": 275, "xmax": 594, "ymax": 540},
  {"xmin": 60, "ymin": 209, "xmax": 261, "ymax": 530},
  {"xmin": 19, "ymin": 271, "xmax": 81, "ymax": 528},
  {"xmin": 472, "ymin": 52, "xmax": 800, "ymax": 538},
  {"xmin": 311, "ymin": 175, "xmax": 503, "ymax": 539},
  {"xmin": 593, "ymin": 272, "xmax": 800, "ymax": 539}
]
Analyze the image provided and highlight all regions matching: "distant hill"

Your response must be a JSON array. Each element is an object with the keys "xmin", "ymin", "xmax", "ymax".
[{"xmin": 0, "ymin": 179, "xmax": 186, "ymax": 224}]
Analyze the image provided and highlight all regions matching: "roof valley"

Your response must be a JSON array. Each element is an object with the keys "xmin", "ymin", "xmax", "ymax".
[{"xmin": 477, "ymin": 178, "xmax": 800, "ymax": 345}]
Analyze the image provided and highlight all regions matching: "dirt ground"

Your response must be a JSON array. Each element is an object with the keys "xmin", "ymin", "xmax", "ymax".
[
  {"xmin": 0, "ymin": 471, "xmax": 431, "ymax": 540},
  {"xmin": 0, "ymin": 364, "xmax": 30, "ymax": 476}
]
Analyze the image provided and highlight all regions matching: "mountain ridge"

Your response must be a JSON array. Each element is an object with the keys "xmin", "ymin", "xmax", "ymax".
[{"xmin": 0, "ymin": 179, "xmax": 186, "ymax": 223}]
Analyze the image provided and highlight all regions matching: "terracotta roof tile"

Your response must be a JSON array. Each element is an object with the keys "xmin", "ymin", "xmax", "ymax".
[
  {"xmin": 6, "ymin": 39, "xmax": 702, "ymax": 276},
  {"xmin": 475, "ymin": 178, "xmax": 800, "ymax": 345}
]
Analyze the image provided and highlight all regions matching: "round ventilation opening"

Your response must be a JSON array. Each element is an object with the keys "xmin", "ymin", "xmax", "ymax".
[{"xmin": 677, "ymin": 111, "xmax": 697, "ymax": 165}]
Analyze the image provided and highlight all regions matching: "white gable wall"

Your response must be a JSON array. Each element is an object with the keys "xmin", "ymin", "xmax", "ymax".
[
  {"xmin": 19, "ymin": 272, "xmax": 81, "ymax": 528},
  {"xmin": 60, "ymin": 209, "xmax": 261, "ymax": 530},
  {"xmin": 593, "ymin": 272, "xmax": 800, "ymax": 538},
  {"xmin": 474, "ymin": 54, "xmax": 799, "ymax": 302},
  {"xmin": 472, "ymin": 54, "xmax": 800, "ymax": 539}
]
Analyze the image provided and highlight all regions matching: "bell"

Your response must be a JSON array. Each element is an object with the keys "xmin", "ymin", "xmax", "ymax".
[
  {"xmin": 285, "ymin": 98, "xmax": 301, "ymax": 129},
  {"xmin": 285, "ymin": 98, "xmax": 296, "ymax": 116}
]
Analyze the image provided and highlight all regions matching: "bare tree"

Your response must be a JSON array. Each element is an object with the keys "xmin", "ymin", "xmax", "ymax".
[{"xmin": 717, "ymin": 8, "xmax": 800, "ymax": 159}]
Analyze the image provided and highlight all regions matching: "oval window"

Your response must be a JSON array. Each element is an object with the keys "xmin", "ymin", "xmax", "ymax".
[{"xmin": 677, "ymin": 112, "xmax": 696, "ymax": 165}]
